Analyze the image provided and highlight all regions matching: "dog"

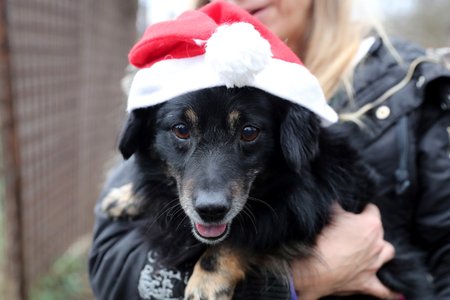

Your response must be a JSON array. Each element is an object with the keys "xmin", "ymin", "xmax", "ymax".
[{"xmin": 118, "ymin": 86, "xmax": 435, "ymax": 299}]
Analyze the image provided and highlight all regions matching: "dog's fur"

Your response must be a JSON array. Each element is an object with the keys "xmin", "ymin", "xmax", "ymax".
[{"xmin": 119, "ymin": 86, "xmax": 435, "ymax": 299}]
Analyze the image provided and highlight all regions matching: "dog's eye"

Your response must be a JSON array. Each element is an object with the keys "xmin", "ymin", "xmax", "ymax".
[
  {"xmin": 172, "ymin": 123, "xmax": 190, "ymax": 139},
  {"xmin": 241, "ymin": 126, "xmax": 260, "ymax": 142}
]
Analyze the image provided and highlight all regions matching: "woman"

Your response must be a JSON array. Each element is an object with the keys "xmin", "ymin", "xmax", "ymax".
[
  {"xmin": 193, "ymin": 0, "xmax": 450, "ymax": 298},
  {"xmin": 89, "ymin": 1, "xmax": 450, "ymax": 299}
]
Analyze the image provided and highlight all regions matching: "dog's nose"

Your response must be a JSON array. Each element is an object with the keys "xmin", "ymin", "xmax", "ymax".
[{"xmin": 195, "ymin": 191, "xmax": 230, "ymax": 222}]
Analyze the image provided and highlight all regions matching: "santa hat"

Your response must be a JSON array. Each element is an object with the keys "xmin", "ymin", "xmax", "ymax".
[{"xmin": 127, "ymin": 1, "xmax": 338, "ymax": 126}]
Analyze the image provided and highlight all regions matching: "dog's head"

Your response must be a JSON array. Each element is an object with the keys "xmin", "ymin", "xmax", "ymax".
[{"xmin": 119, "ymin": 86, "xmax": 320, "ymax": 244}]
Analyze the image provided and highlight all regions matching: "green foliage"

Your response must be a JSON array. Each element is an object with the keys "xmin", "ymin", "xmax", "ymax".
[{"xmin": 30, "ymin": 243, "xmax": 94, "ymax": 300}]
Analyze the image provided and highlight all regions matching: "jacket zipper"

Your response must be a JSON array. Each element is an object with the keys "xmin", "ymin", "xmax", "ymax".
[
  {"xmin": 447, "ymin": 126, "xmax": 450, "ymax": 157},
  {"xmin": 395, "ymin": 116, "xmax": 411, "ymax": 195}
]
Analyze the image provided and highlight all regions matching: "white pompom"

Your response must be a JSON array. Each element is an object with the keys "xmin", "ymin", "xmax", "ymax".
[{"xmin": 205, "ymin": 22, "xmax": 272, "ymax": 88}]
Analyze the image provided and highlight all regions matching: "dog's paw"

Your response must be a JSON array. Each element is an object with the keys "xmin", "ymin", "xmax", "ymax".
[
  {"xmin": 184, "ymin": 272, "xmax": 235, "ymax": 300},
  {"xmin": 184, "ymin": 246, "xmax": 246, "ymax": 300},
  {"xmin": 101, "ymin": 183, "xmax": 139, "ymax": 218}
]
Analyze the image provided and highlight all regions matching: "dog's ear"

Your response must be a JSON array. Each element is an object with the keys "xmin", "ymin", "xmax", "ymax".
[
  {"xmin": 279, "ymin": 105, "xmax": 320, "ymax": 173},
  {"xmin": 118, "ymin": 110, "xmax": 147, "ymax": 160}
]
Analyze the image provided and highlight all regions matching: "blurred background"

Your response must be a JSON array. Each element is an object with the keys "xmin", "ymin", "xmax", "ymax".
[{"xmin": 0, "ymin": 0, "xmax": 448, "ymax": 299}]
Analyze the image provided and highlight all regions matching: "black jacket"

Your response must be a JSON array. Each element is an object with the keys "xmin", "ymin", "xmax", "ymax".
[
  {"xmin": 89, "ymin": 38, "xmax": 450, "ymax": 299},
  {"xmin": 331, "ymin": 37, "xmax": 450, "ymax": 297}
]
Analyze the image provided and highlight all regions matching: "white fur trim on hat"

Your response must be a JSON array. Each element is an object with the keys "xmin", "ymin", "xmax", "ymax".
[{"xmin": 127, "ymin": 55, "xmax": 338, "ymax": 126}]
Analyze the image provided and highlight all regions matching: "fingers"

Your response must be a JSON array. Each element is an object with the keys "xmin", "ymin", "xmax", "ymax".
[
  {"xmin": 379, "ymin": 241, "xmax": 395, "ymax": 265},
  {"xmin": 364, "ymin": 276, "xmax": 403, "ymax": 300},
  {"xmin": 366, "ymin": 241, "xmax": 395, "ymax": 274},
  {"xmin": 365, "ymin": 242, "xmax": 398, "ymax": 299},
  {"xmin": 323, "ymin": 202, "xmax": 401, "ymax": 299},
  {"xmin": 362, "ymin": 203, "xmax": 385, "ymax": 243},
  {"xmin": 331, "ymin": 202, "xmax": 382, "ymax": 222},
  {"xmin": 362, "ymin": 203, "xmax": 381, "ymax": 219}
]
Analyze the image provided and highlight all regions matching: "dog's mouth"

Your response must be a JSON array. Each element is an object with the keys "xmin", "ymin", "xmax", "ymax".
[{"xmin": 193, "ymin": 222, "xmax": 230, "ymax": 242}]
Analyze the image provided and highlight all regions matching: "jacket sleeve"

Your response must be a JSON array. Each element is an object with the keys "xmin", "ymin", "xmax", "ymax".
[
  {"xmin": 88, "ymin": 159, "xmax": 152, "ymax": 300},
  {"xmin": 89, "ymin": 210, "xmax": 151, "ymax": 300},
  {"xmin": 415, "ymin": 87, "xmax": 450, "ymax": 297}
]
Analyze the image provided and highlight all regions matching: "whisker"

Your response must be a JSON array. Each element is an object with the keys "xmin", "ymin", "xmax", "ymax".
[
  {"xmin": 241, "ymin": 206, "xmax": 258, "ymax": 235},
  {"xmin": 155, "ymin": 199, "xmax": 180, "ymax": 220},
  {"xmin": 248, "ymin": 196, "xmax": 278, "ymax": 218},
  {"xmin": 164, "ymin": 201, "xmax": 183, "ymax": 221},
  {"xmin": 243, "ymin": 205, "xmax": 256, "ymax": 225},
  {"xmin": 145, "ymin": 198, "xmax": 181, "ymax": 231},
  {"xmin": 183, "ymin": 240, "xmax": 204, "ymax": 250},
  {"xmin": 236, "ymin": 214, "xmax": 245, "ymax": 235},
  {"xmin": 176, "ymin": 214, "xmax": 189, "ymax": 231},
  {"xmin": 168, "ymin": 206, "xmax": 185, "ymax": 223}
]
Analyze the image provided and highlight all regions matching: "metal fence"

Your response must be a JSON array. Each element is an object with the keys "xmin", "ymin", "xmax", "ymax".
[{"xmin": 0, "ymin": 0, "xmax": 138, "ymax": 299}]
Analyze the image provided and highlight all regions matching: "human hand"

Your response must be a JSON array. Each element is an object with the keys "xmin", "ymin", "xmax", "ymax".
[{"xmin": 291, "ymin": 203, "xmax": 402, "ymax": 299}]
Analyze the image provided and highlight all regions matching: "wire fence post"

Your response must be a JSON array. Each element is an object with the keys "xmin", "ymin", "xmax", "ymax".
[{"xmin": 0, "ymin": 0, "xmax": 26, "ymax": 299}]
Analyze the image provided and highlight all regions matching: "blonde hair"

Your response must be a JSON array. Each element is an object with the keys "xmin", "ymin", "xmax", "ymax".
[
  {"xmin": 304, "ymin": 0, "xmax": 370, "ymax": 99},
  {"xmin": 194, "ymin": 0, "xmax": 370, "ymax": 100}
]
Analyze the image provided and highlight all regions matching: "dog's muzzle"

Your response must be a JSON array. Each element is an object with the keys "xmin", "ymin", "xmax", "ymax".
[{"xmin": 192, "ymin": 190, "xmax": 231, "ymax": 242}]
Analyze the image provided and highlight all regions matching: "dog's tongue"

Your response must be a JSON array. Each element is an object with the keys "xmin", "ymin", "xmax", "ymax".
[{"xmin": 195, "ymin": 223, "xmax": 227, "ymax": 238}]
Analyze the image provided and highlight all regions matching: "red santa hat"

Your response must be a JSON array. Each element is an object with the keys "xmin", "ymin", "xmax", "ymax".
[{"xmin": 127, "ymin": 0, "xmax": 338, "ymax": 126}]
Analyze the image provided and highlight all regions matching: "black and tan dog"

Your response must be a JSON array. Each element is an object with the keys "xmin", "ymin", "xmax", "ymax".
[{"xmin": 118, "ymin": 86, "xmax": 434, "ymax": 300}]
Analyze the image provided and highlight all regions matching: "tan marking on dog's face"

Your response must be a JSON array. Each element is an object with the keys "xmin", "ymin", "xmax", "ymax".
[
  {"xmin": 228, "ymin": 110, "xmax": 240, "ymax": 131},
  {"xmin": 180, "ymin": 178, "xmax": 195, "ymax": 199},
  {"xmin": 229, "ymin": 180, "xmax": 248, "ymax": 213},
  {"xmin": 178, "ymin": 178, "xmax": 196, "ymax": 216},
  {"xmin": 229, "ymin": 181, "xmax": 244, "ymax": 197},
  {"xmin": 185, "ymin": 108, "xmax": 198, "ymax": 125},
  {"xmin": 165, "ymin": 165, "xmax": 196, "ymax": 215}
]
